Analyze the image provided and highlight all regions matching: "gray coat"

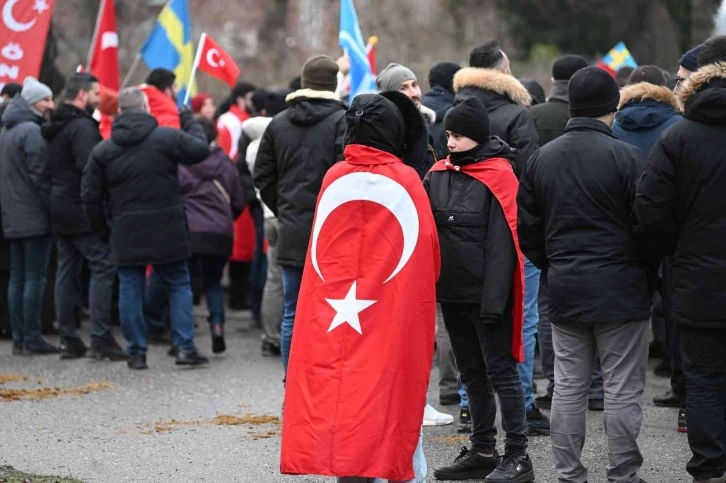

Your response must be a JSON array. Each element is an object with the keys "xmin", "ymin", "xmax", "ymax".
[{"xmin": 0, "ymin": 96, "xmax": 50, "ymax": 238}]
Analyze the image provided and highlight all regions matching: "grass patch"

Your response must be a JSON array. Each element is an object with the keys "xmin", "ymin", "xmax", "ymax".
[{"xmin": 0, "ymin": 465, "xmax": 84, "ymax": 482}]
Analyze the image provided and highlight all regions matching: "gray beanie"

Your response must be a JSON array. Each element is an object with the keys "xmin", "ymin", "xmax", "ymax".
[
  {"xmin": 376, "ymin": 63, "xmax": 417, "ymax": 92},
  {"xmin": 21, "ymin": 77, "xmax": 52, "ymax": 106}
]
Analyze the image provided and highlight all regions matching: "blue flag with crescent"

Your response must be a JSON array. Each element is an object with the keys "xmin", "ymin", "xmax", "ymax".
[
  {"xmin": 339, "ymin": 0, "xmax": 377, "ymax": 98},
  {"xmin": 140, "ymin": 0, "xmax": 195, "ymax": 106}
]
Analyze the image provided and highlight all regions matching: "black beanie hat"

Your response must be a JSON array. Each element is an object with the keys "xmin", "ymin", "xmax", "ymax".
[
  {"xmin": 301, "ymin": 55, "xmax": 339, "ymax": 92},
  {"xmin": 552, "ymin": 55, "xmax": 589, "ymax": 81},
  {"xmin": 568, "ymin": 66, "xmax": 620, "ymax": 118},
  {"xmin": 428, "ymin": 62, "xmax": 461, "ymax": 95},
  {"xmin": 680, "ymin": 44, "xmax": 704, "ymax": 72},
  {"xmin": 444, "ymin": 96, "xmax": 490, "ymax": 144}
]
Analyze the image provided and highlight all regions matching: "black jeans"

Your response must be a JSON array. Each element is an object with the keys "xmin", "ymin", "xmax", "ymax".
[
  {"xmin": 681, "ymin": 325, "xmax": 726, "ymax": 481},
  {"xmin": 662, "ymin": 259, "xmax": 687, "ymax": 399},
  {"xmin": 441, "ymin": 302, "xmax": 528, "ymax": 456}
]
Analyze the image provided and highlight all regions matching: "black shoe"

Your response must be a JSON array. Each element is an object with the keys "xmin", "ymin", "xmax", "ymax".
[
  {"xmin": 23, "ymin": 337, "xmax": 60, "ymax": 355},
  {"xmin": 440, "ymin": 394, "xmax": 460, "ymax": 406},
  {"xmin": 678, "ymin": 407, "xmax": 687, "ymax": 433},
  {"xmin": 653, "ymin": 388, "xmax": 683, "ymax": 408},
  {"xmin": 211, "ymin": 324, "xmax": 226, "ymax": 354},
  {"xmin": 12, "ymin": 340, "xmax": 24, "ymax": 355},
  {"xmin": 89, "ymin": 337, "xmax": 128, "ymax": 361},
  {"xmin": 588, "ymin": 399, "xmax": 604, "ymax": 411},
  {"xmin": 654, "ymin": 359, "xmax": 672, "ymax": 378},
  {"xmin": 261, "ymin": 341, "xmax": 281, "ymax": 357},
  {"xmin": 127, "ymin": 353, "xmax": 148, "ymax": 370},
  {"xmin": 434, "ymin": 447, "xmax": 499, "ymax": 480},
  {"xmin": 60, "ymin": 337, "xmax": 88, "ymax": 359},
  {"xmin": 485, "ymin": 453, "xmax": 535, "ymax": 483},
  {"xmin": 526, "ymin": 407, "xmax": 550, "ymax": 436},
  {"xmin": 167, "ymin": 345, "xmax": 179, "ymax": 357},
  {"xmin": 534, "ymin": 394, "xmax": 552, "ymax": 410},
  {"xmin": 176, "ymin": 347, "xmax": 209, "ymax": 366},
  {"xmin": 649, "ymin": 340, "xmax": 665, "ymax": 359},
  {"xmin": 457, "ymin": 407, "xmax": 472, "ymax": 434}
]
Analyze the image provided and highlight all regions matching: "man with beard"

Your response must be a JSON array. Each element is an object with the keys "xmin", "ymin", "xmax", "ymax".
[{"xmin": 42, "ymin": 73, "xmax": 126, "ymax": 361}]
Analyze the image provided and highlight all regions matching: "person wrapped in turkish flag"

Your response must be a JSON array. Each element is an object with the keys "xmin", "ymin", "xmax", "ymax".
[{"xmin": 281, "ymin": 92, "xmax": 440, "ymax": 482}]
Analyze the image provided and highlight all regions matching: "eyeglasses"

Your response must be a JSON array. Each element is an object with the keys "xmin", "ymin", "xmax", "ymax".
[{"xmin": 675, "ymin": 76, "xmax": 686, "ymax": 86}]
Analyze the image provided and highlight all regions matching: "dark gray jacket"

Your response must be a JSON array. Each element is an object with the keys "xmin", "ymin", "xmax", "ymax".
[{"xmin": 0, "ymin": 96, "xmax": 50, "ymax": 238}]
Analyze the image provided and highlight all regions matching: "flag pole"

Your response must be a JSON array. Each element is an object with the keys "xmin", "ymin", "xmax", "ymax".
[
  {"xmin": 121, "ymin": 54, "xmax": 141, "ymax": 89},
  {"xmin": 87, "ymin": 0, "xmax": 104, "ymax": 68},
  {"xmin": 183, "ymin": 32, "xmax": 206, "ymax": 105}
]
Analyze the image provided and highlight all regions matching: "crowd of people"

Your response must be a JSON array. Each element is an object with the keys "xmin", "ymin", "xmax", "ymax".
[{"xmin": 0, "ymin": 29, "xmax": 725, "ymax": 483}]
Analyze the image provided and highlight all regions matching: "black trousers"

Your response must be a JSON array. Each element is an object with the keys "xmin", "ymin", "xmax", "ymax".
[
  {"xmin": 681, "ymin": 325, "xmax": 726, "ymax": 481},
  {"xmin": 440, "ymin": 302, "xmax": 528, "ymax": 456}
]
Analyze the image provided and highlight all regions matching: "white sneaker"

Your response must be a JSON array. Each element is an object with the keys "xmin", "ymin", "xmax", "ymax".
[{"xmin": 423, "ymin": 404, "xmax": 454, "ymax": 426}]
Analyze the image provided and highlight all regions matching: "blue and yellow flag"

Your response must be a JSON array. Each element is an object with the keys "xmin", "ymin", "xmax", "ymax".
[{"xmin": 140, "ymin": 0, "xmax": 195, "ymax": 106}]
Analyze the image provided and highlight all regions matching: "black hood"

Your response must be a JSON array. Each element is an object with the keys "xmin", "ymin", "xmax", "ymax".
[
  {"xmin": 1, "ymin": 95, "xmax": 43, "ymax": 129},
  {"xmin": 346, "ymin": 93, "xmax": 406, "ymax": 157},
  {"xmin": 110, "ymin": 111, "xmax": 159, "ymax": 146},
  {"xmin": 685, "ymin": 78, "xmax": 726, "ymax": 124},
  {"xmin": 285, "ymin": 89, "xmax": 344, "ymax": 127},
  {"xmin": 41, "ymin": 103, "xmax": 97, "ymax": 140},
  {"xmin": 378, "ymin": 91, "xmax": 430, "ymax": 178}
]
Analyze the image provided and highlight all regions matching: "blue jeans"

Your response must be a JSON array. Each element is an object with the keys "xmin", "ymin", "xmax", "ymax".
[
  {"xmin": 8, "ymin": 235, "xmax": 52, "ymax": 346},
  {"xmin": 55, "ymin": 234, "xmax": 115, "ymax": 343},
  {"xmin": 118, "ymin": 260, "xmax": 195, "ymax": 356},
  {"xmin": 336, "ymin": 429, "xmax": 427, "ymax": 483},
  {"xmin": 458, "ymin": 378, "xmax": 469, "ymax": 409},
  {"xmin": 189, "ymin": 254, "xmax": 228, "ymax": 325},
  {"xmin": 517, "ymin": 258, "xmax": 540, "ymax": 411},
  {"xmin": 249, "ymin": 204, "xmax": 267, "ymax": 321},
  {"xmin": 280, "ymin": 265, "xmax": 303, "ymax": 373}
]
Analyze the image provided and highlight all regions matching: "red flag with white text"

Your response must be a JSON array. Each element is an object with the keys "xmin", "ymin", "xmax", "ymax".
[
  {"xmin": 88, "ymin": 0, "xmax": 119, "ymax": 91},
  {"xmin": 0, "ymin": 0, "xmax": 55, "ymax": 86},
  {"xmin": 197, "ymin": 33, "xmax": 240, "ymax": 88}
]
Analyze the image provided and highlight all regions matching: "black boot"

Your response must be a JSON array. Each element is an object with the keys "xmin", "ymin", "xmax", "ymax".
[
  {"xmin": 457, "ymin": 407, "xmax": 472, "ymax": 434},
  {"xmin": 90, "ymin": 336, "xmax": 128, "ymax": 361},
  {"xmin": 653, "ymin": 388, "xmax": 683, "ymax": 408},
  {"xmin": 24, "ymin": 337, "xmax": 60, "ymax": 355},
  {"xmin": 176, "ymin": 347, "xmax": 209, "ymax": 366},
  {"xmin": 127, "ymin": 353, "xmax": 148, "ymax": 370},
  {"xmin": 210, "ymin": 324, "xmax": 226, "ymax": 354},
  {"xmin": 485, "ymin": 453, "xmax": 535, "ymax": 483},
  {"xmin": 60, "ymin": 337, "xmax": 88, "ymax": 360},
  {"xmin": 434, "ymin": 447, "xmax": 500, "ymax": 480},
  {"xmin": 526, "ymin": 407, "xmax": 550, "ymax": 435}
]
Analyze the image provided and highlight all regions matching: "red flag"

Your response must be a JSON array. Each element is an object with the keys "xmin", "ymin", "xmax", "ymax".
[
  {"xmin": 281, "ymin": 144, "xmax": 440, "ymax": 481},
  {"xmin": 430, "ymin": 157, "xmax": 526, "ymax": 362},
  {"xmin": 197, "ymin": 33, "xmax": 240, "ymax": 88},
  {"xmin": 88, "ymin": 0, "xmax": 119, "ymax": 90},
  {"xmin": 0, "ymin": 0, "xmax": 56, "ymax": 85}
]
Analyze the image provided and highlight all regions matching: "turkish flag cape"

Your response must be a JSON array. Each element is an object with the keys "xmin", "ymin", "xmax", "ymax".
[
  {"xmin": 281, "ymin": 145, "xmax": 440, "ymax": 481},
  {"xmin": 429, "ymin": 157, "xmax": 525, "ymax": 363}
]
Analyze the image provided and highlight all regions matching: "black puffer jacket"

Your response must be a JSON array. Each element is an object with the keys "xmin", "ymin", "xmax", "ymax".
[
  {"xmin": 42, "ymin": 103, "xmax": 102, "ymax": 235},
  {"xmin": 518, "ymin": 118, "xmax": 650, "ymax": 325},
  {"xmin": 454, "ymin": 68, "xmax": 540, "ymax": 176},
  {"xmin": 424, "ymin": 138, "xmax": 517, "ymax": 320},
  {"xmin": 634, "ymin": 63, "xmax": 726, "ymax": 329},
  {"xmin": 81, "ymin": 109, "xmax": 209, "ymax": 266},
  {"xmin": 253, "ymin": 89, "xmax": 346, "ymax": 268}
]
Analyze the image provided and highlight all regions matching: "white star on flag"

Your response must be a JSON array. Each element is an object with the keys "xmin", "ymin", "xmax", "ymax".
[
  {"xmin": 326, "ymin": 281, "xmax": 376, "ymax": 335},
  {"xmin": 33, "ymin": 0, "xmax": 49, "ymax": 14}
]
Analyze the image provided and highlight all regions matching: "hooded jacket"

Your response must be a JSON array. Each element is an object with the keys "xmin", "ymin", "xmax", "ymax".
[
  {"xmin": 612, "ymin": 82, "xmax": 683, "ymax": 155},
  {"xmin": 634, "ymin": 62, "xmax": 726, "ymax": 329},
  {"xmin": 81, "ymin": 108, "xmax": 209, "ymax": 266},
  {"xmin": 138, "ymin": 84, "xmax": 180, "ymax": 129},
  {"xmin": 424, "ymin": 138, "xmax": 517, "ymax": 317},
  {"xmin": 0, "ymin": 96, "xmax": 50, "ymax": 238},
  {"xmin": 530, "ymin": 80, "xmax": 570, "ymax": 146},
  {"xmin": 518, "ymin": 117, "xmax": 650, "ymax": 326},
  {"xmin": 178, "ymin": 145, "xmax": 245, "ymax": 256},
  {"xmin": 454, "ymin": 68, "xmax": 540, "ymax": 176},
  {"xmin": 422, "ymin": 86, "xmax": 454, "ymax": 159},
  {"xmin": 253, "ymin": 89, "xmax": 346, "ymax": 268},
  {"xmin": 41, "ymin": 103, "xmax": 102, "ymax": 235}
]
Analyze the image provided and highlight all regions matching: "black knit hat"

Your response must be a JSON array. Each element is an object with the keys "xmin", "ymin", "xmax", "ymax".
[
  {"xmin": 301, "ymin": 55, "xmax": 339, "ymax": 92},
  {"xmin": 444, "ymin": 96, "xmax": 490, "ymax": 144},
  {"xmin": 680, "ymin": 44, "xmax": 704, "ymax": 72},
  {"xmin": 552, "ymin": 55, "xmax": 589, "ymax": 81},
  {"xmin": 698, "ymin": 36, "xmax": 726, "ymax": 68},
  {"xmin": 568, "ymin": 66, "xmax": 620, "ymax": 118},
  {"xmin": 428, "ymin": 62, "xmax": 461, "ymax": 95}
]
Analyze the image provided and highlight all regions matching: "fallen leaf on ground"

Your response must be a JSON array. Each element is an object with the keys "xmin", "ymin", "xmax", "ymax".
[
  {"xmin": 143, "ymin": 414, "xmax": 280, "ymax": 435},
  {"xmin": 0, "ymin": 381, "xmax": 111, "ymax": 402},
  {"xmin": 0, "ymin": 374, "xmax": 28, "ymax": 385},
  {"xmin": 429, "ymin": 435, "xmax": 470, "ymax": 444},
  {"xmin": 211, "ymin": 414, "xmax": 280, "ymax": 426}
]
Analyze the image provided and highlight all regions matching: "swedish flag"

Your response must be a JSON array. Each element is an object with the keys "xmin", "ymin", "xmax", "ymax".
[{"xmin": 140, "ymin": 0, "xmax": 195, "ymax": 106}]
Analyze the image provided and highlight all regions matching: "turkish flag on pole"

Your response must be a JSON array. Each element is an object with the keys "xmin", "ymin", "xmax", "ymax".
[
  {"xmin": 281, "ymin": 145, "xmax": 440, "ymax": 481},
  {"xmin": 0, "ymin": 0, "xmax": 56, "ymax": 85},
  {"xmin": 88, "ymin": 0, "xmax": 119, "ymax": 90},
  {"xmin": 197, "ymin": 33, "xmax": 240, "ymax": 87}
]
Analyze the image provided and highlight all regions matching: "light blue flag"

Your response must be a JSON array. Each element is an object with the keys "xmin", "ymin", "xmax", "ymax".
[{"xmin": 339, "ymin": 0, "xmax": 376, "ymax": 98}]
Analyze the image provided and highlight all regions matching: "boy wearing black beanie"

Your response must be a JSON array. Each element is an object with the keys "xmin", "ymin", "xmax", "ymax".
[
  {"xmin": 518, "ymin": 66, "xmax": 649, "ymax": 482},
  {"xmin": 427, "ymin": 96, "xmax": 535, "ymax": 483}
]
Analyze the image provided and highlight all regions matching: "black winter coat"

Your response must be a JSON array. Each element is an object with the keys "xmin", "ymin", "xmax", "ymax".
[
  {"xmin": 81, "ymin": 109, "xmax": 209, "ymax": 266},
  {"xmin": 422, "ymin": 86, "xmax": 454, "ymax": 159},
  {"xmin": 518, "ymin": 118, "xmax": 651, "ymax": 325},
  {"xmin": 424, "ymin": 139, "xmax": 517, "ymax": 320},
  {"xmin": 253, "ymin": 89, "xmax": 346, "ymax": 268},
  {"xmin": 453, "ymin": 68, "xmax": 540, "ymax": 177},
  {"xmin": 633, "ymin": 64, "xmax": 726, "ymax": 329},
  {"xmin": 42, "ymin": 103, "xmax": 102, "ymax": 235}
]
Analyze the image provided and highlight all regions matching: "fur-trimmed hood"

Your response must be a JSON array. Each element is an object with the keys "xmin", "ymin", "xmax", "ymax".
[
  {"xmin": 453, "ymin": 68, "xmax": 532, "ymax": 107},
  {"xmin": 419, "ymin": 103, "xmax": 436, "ymax": 125},
  {"xmin": 285, "ymin": 89, "xmax": 340, "ymax": 103},
  {"xmin": 678, "ymin": 62, "xmax": 726, "ymax": 124},
  {"xmin": 619, "ymin": 83, "xmax": 681, "ymax": 111},
  {"xmin": 284, "ymin": 88, "xmax": 344, "ymax": 127}
]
